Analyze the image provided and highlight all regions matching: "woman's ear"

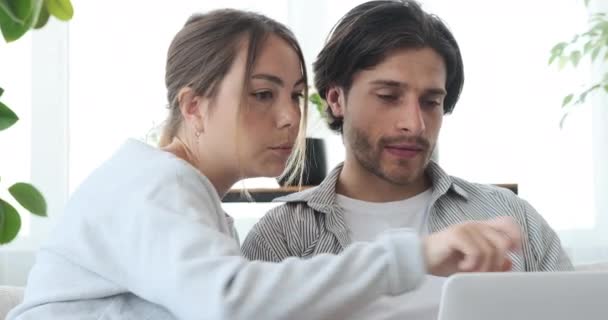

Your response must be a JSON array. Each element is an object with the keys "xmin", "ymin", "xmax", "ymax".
[
  {"xmin": 178, "ymin": 87, "xmax": 207, "ymax": 135},
  {"xmin": 326, "ymin": 86, "xmax": 346, "ymax": 118}
]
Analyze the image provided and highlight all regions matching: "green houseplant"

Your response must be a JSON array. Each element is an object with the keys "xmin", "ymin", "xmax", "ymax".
[
  {"xmin": 0, "ymin": 0, "xmax": 73, "ymax": 244},
  {"xmin": 308, "ymin": 91, "xmax": 326, "ymax": 121},
  {"xmin": 549, "ymin": 0, "xmax": 607, "ymax": 126}
]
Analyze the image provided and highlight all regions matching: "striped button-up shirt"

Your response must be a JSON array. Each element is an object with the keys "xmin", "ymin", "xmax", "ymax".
[{"xmin": 242, "ymin": 162, "xmax": 573, "ymax": 271}]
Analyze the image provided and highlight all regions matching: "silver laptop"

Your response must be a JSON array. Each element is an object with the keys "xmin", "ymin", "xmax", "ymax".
[{"xmin": 438, "ymin": 271, "xmax": 608, "ymax": 320}]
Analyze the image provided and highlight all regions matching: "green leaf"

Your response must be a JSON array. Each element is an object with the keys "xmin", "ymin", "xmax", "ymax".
[
  {"xmin": 578, "ymin": 91, "xmax": 588, "ymax": 104},
  {"xmin": 0, "ymin": 101, "xmax": 19, "ymax": 131},
  {"xmin": 309, "ymin": 93, "xmax": 321, "ymax": 107},
  {"xmin": 0, "ymin": 0, "xmax": 43, "ymax": 42},
  {"xmin": 590, "ymin": 14, "xmax": 607, "ymax": 23},
  {"xmin": 8, "ymin": 182, "xmax": 47, "ymax": 217},
  {"xmin": 45, "ymin": 0, "xmax": 73, "ymax": 21},
  {"xmin": 0, "ymin": 1, "xmax": 29, "ymax": 42},
  {"xmin": 558, "ymin": 56, "xmax": 570, "ymax": 69},
  {"xmin": 570, "ymin": 34, "xmax": 580, "ymax": 44},
  {"xmin": 562, "ymin": 94, "xmax": 574, "ymax": 108},
  {"xmin": 33, "ymin": 4, "xmax": 49, "ymax": 29},
  {"xmin": 0, "ymin": 0, "xmax": 23, "ymax": 23},
  {"xmin": 583, "ymin": 40, "xmax": 595, "ymax": 54},
  {"xmin": 592, "ymin": 20, "xmax": 605, "ymax": 28},
  {"xmin": 548, "ymin": 53, "xmax": 559, "ymax": 65},
  {"xmin": 9, "ymin": 0, "xmax": 36, "ymax": 20},
  {"xmin": 583, "ymin": 30, "xmax": 598, "ymax": 37},
  {"xmin": 308, "ymin": 92, "xmax": 326, "ymax": 116},
  {"xmin": 0, "ymin": 199, "xmax": 22, "ymax": 244},
  {"xmin": 576, "ymin": 84, "xmax": 602, "ymax": 105},
  {"xmin": 599, "ymin": 24, "xmax": 608, "ymax": 38},
  {"xmin": 559, "ymin": 112, "xmax": 569, "ymax": 129},
  {"xmin": 604, "ymin": 85, "xmax": 608, "ymax": 93},
  {"xmin": 0, "ymin": 86, "xmax": 4, "ymax": 97},
  {"xmin": 591, "ymin": 46, "xmax": 602, "ymax": 62},
  {"xmin": 588, "ymin": 21, "xmax": 608, "ymax": 37},
  {"xmin": 550, "ymin": 42, "xmax": 568, "ymax": 55},
  {"xmin": 0, "ymin": 200, "xmax": 4, "ymax": 232},
  {"xmin": 570, "ymin": 50, "xmax": 582, "ymax": 67}
]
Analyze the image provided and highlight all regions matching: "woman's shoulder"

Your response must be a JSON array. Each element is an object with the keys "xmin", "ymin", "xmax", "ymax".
[{"xmin": 67, "ymin": 139, "xmax": 219, "ymax": 216}]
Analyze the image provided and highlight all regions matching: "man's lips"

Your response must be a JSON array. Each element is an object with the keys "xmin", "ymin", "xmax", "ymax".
[
  {"xmin": 384, "ymin": 144, "xmax": 424, "ymax": 158},
  {"xmin": 385, "ymin": 143, "xmax": 424, "ymax": 150}
]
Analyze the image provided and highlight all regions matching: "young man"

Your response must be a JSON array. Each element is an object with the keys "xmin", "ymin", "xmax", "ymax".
[{"xmin": 242, "ymin": 1, "xmax": 572, "ymax": 319}]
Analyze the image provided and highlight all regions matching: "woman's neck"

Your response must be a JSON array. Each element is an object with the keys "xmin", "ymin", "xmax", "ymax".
[{"xmin": 161, "ymin": 136, "xmax": 239, "ymax": 197}]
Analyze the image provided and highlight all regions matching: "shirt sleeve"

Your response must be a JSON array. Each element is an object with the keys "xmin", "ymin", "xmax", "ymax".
[{"xmin": 52, "ymin": 170, "xmax": 427, "ymax": 320}]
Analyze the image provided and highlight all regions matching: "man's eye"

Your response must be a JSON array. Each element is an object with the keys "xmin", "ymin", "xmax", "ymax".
[{"xmin": 377, "ymin": 94, "xmax": 398, "ymax": 102}]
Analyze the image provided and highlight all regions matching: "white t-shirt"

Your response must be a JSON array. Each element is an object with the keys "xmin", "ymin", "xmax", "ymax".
[
  {"xmin": 337, "ymin": 190, "xmax": 446, "ymax": 320},
  {"xmin": 336, "ymin": 189, "xmax": 433, "ymax": 240}
]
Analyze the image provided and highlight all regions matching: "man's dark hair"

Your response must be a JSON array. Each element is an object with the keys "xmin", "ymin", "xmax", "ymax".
[{"xmin": 313, "ymin": 0, "xmax": 464, "ymax": 133}]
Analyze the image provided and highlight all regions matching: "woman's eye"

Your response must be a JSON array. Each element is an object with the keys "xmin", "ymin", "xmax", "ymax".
[
  {"xmin": 292, "ymin": 92, "xmax": 304, "ymax": 102},
  {"xmin": 252, "ymin": 91, "xmax": 274, "ymax": 101}
]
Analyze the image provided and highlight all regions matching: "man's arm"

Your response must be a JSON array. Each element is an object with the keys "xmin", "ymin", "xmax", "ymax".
[{"xmin": 519, "ymin": 199, "xmax": 574, "ymax": 271}]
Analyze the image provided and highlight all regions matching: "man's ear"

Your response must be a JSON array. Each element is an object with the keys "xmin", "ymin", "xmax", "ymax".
[
  {"xmin": 326, "ymin": 86, "xmax": 346, "ymax": 118},
  {"xmin": 177, "ymin": 87, "xmax": 207, "ymax": 133}
]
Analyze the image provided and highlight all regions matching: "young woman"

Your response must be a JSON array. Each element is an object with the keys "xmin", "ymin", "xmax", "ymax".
[{"xmin": 8, "ymin": 9, "xmax": 521, "ymax": 320}]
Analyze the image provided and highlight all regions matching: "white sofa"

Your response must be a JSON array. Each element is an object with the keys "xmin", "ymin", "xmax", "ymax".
[{"xmin": 0, "ymin": 286, "xmax": 23, "ymax": 320}]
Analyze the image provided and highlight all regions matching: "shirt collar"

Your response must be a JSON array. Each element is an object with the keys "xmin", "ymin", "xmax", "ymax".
[{"xmin": 274, "ymin": 161, "xmax": 468, "ymax": 212}]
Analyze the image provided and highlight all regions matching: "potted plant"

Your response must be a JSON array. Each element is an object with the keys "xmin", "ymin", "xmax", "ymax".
[
  {"xmin": 548, "ymin": 0, "xmax": 608, "ymax": 252},
  {"xmin": 0, "ymin": 0, "xmax": 74, "ymax": 244},
  {"xmin": 548, "ymin": 0, "xmax": 607, "ymax": 126}
]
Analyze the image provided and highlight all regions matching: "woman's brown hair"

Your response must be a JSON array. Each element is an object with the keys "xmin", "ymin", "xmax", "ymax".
[{"xmin": 161, "ymin": 9, "xmax": 308, "ymax": 185}]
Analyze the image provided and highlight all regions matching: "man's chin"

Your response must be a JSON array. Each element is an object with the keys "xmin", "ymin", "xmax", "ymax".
[
  {"xmin": 380, "ymin": 163, "xmax": 426, "ymax": 185},
  {"xmin": 383, "ymin": 174, "xmax": 419, "ymax": 186}
]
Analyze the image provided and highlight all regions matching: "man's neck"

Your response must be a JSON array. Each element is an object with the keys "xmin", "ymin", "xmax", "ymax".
[{"xmin": 336, "ymin": 159, "xmax": 431, "ymax": 203}]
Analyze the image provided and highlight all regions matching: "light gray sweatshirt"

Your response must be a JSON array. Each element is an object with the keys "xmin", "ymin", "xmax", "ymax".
[{"xmin": 8, "ymin": 139, "xmax": 425, "ymax": 320}]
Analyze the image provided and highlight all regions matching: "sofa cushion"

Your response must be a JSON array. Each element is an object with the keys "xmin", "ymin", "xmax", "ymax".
[{"xmin": 0, "ymin": 286, "xmax": 24, "ymax": 319}]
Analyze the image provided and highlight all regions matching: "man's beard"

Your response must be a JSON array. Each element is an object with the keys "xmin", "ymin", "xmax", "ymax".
[{"xmin": 347, "ymin": 125, "xmax": 433, "ymax": 186}]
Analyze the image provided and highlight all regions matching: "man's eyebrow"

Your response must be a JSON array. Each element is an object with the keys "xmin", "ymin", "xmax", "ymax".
[
  {"xmin": 369, "ymin": 79, "xmax": 404, "ymax": 88},
  {"xmin": 370, "ymin": 79, "xmax": 447, "ymax": 96}
]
